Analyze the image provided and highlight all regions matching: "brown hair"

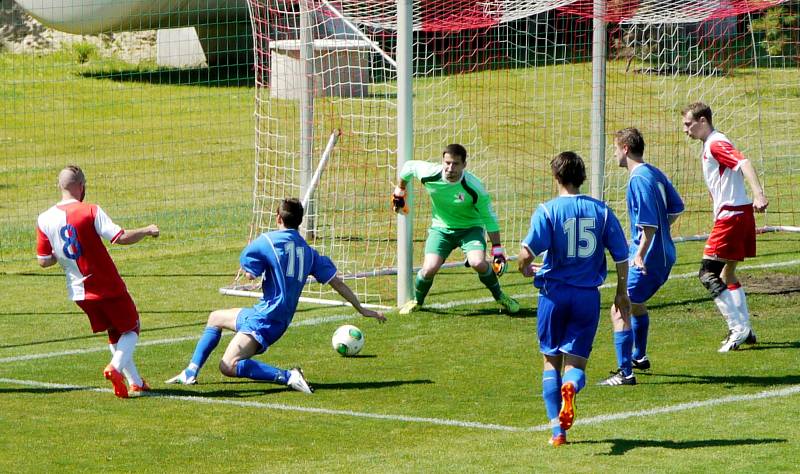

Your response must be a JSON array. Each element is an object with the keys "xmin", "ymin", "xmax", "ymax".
[
  {"xmin": 682, "ymin": 101, "xmax": 713, "ymax": 127},
  {"xmin": 615, "ymin": 127, "xmax": 645, "ymax": 157},
  {"xmin": 550, "ymin": 151, "xmax": 586, "ymax": 188}
]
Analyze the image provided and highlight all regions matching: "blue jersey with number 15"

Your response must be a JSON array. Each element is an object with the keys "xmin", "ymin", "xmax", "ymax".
[
  {"xmin": 239, "ymin": 229, "xmax": 337, "ymax": 323},
  {"xmin": 522, "ymin": 195, "xmax": 628, "ymax": 289}
]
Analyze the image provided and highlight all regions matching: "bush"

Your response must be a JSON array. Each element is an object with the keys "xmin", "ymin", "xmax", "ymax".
[
  {"xmin": 71, "ymin": 41, "xmax": 98, "ymax": 64},
  {"xmin": 751, "ymin": 6, "xmax": 799, "ymax": 57}
]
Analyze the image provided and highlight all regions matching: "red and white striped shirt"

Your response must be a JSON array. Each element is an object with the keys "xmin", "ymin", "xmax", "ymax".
[
  {"xmin": 702, "ymin": 130, "xmax": 752, "ymax": 220},
  {"xmin": 36, "ymin": 200, "xmax": 127, "ymax": 301}
]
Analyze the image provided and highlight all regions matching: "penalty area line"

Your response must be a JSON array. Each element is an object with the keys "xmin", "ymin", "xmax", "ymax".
[{"xmin": 0, "ymin": 377, "xmax": 798, "ymax": 433}]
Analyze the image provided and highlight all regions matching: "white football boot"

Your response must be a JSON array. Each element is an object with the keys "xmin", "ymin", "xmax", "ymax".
[{"xmin": 287, "ymin": 367, "xmax": 314, "ymax": 394}]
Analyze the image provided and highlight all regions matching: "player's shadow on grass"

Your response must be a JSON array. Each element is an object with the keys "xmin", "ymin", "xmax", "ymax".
[
  {"xmin": 742, "ymin": 340, "xmax": 800, "ymax": 350},
  {"xmin": 645, "ymin": 372, "xmax": 800, "ymax": 387},
  {"xmin": 164, "ymin": 379, "xmax": 435, "ymax": 397},
  {"xmin": 577, "ymin": 437, "xmax": 787, "ymax": 456},
  {"xmin": 308, "ymin": 379, "xmax": 434, "ymax": 391},
  {"xmin": 427, "ymin": 280, "xmax": 532, "ymax": 300},
  {"xmin": 420, "ymin": 307, "xmax": 536, "ymax": 318},
  {"xmin": 0, "ymin": 386, "xmax": 91, "ymax": 395}
]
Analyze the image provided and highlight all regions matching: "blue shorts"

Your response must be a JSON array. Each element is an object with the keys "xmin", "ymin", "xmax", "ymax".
[
  {"xmin": 536, "ymin": 282, "xmax": 600, "ymax": 360},
  {"xmin": 627, "ymin": 265, "xmax": 670, "ymax": 304},
  {"xmin": 236, "ymin": 307, "xmax": 289, "ymax": 355}
]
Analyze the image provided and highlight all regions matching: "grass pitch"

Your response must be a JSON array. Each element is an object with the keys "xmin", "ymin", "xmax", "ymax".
[{"xmin": 1, "ymin": 235, "xmax": 800, "ymax": 472}]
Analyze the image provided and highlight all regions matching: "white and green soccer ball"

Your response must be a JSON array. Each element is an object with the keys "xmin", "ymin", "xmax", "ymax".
[{"xmin": 331, "ymin": 324, "xmax": 364, "ymax": 356}]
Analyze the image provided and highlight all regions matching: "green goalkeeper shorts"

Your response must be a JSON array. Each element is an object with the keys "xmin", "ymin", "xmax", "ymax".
[{"xmin": 424, "ymin": 226, "xmax": 486, "ymax": 259}]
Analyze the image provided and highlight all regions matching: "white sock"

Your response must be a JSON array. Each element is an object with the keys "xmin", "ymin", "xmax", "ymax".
[
  {"xmin": 109, "ymin": 332, "xmax": 142, "ymax": 385},
  {"xmin": 713, "ymin": 290, "xmax": 744, "ymax": 333},
  {"xmin": 728, "ymin": 286, "xmax": 751, "ymax": 330},
  {"xmin": 108, "ymin": 344, "xmax": 144, "ymax": 386}
]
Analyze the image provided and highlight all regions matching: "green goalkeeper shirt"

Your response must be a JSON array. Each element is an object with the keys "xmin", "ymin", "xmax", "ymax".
[{"xmin": 400, "ymin": 160, "xmax": 500, "ymax": 233}]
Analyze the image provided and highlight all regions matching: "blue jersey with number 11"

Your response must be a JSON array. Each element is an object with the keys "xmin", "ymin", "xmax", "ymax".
[
  {"xmin": 522, "ymin": 195, "xmax": 628, "ymax": 289},
  {"xmin": 239, "ymin": 229, "xmax": 337, "ymax": 324}
]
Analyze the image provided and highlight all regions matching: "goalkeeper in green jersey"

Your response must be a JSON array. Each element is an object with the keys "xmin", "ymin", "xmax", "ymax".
[{"xmin": 392, "ymin": 143, "xmax": 520, "ymax": 315}]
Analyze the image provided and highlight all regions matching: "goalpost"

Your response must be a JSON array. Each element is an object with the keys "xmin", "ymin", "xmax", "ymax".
[{"xmin": 225, "ymin": 0, "xmax": 800, "ymax": 308}]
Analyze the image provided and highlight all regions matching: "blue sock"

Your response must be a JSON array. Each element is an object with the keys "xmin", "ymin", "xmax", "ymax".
[
  {"xmin": 562, "ymin": 367, "xmax": 586, "ymax": 393},
  {"xmin": 614, "ymin": 329, "xmax": 634, "ymax": 376},
  {"xmin": 542, "ymin": 370, "xmax": 564, "ymax": 437},
  {"xmin": 188, "ymin": 326, "xmax": 222, "ymax": 376},
  {"xmin": 235, "ymin": 359, "xmax": 289, "ymax": 384},
  {"xmin": 631, "ymin": 314, "xmax": 650, "ymax": 360}
]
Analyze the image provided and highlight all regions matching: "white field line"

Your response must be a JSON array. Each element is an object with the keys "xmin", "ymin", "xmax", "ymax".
[
  {"xmin": 0, "ymin": 314, "xmax": 357, "ymax": 364},
  {"xmin": 0, "ymin": 376, "xmax": 798, "ymax": 433},
  {"xmin": 426, "ymin": 258, "xmax": 800, "ymax": 310}
]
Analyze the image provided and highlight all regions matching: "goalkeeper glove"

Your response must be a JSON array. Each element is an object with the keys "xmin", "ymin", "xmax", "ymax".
[
  {"xmin": 491, "ymin": 245, "xmax": 507, "ymax": 276},
  {"xmin": 392, "ymin": 189, "xmax": 408, "ymax": 214}
]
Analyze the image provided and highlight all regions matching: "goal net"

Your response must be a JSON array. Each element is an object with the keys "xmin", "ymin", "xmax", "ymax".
[
  {"xmin": 1, "ymin": 0, "xmax": 255, "ymax": 273},
  {"xmin": 232, "ymin": 0, "xmax": 799, "ymax": 307}
]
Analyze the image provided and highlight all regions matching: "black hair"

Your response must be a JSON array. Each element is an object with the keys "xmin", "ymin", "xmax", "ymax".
[
  {"xmin": 442, "ymin": 143, "xmax": 467, "ymax": 163},
  {"xmin": 279, "ymin": 198, "xmax": 304, "ymax": 229}
]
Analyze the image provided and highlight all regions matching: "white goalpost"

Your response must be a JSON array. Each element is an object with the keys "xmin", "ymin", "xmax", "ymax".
[{"xmin": 223, "ymin": 0, "xmax": 800, "ymax": 308}]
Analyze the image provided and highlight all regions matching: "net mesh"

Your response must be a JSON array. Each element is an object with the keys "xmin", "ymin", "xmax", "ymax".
[
  {"xmin": 2, "ymin": 1, "xmax": 797, "ymax": 307},
  {"xmin": 241, "ymin": 0, "xmax": 799, "ymax": 305},
  {"xmin": 1, "ymin": 0, "xmax": 254, "ymax": 273}
]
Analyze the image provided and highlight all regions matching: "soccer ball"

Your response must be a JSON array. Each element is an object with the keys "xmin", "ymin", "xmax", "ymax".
[{"xmin": 331, "ymin": 324, "xmax": 365, "ymax": 356}]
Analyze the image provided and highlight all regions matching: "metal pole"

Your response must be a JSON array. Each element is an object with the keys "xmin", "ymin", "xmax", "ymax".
[
  {"xmin": 396, "ymin": 0, "xmax": 414, "ymax": 305},
  {"xmin": 590, "ymin": 0, "xmax": 607, "ymax": 200},
  {"xmin": 299, "ymin": 1, "xmax": 315, "ymax": 230}
]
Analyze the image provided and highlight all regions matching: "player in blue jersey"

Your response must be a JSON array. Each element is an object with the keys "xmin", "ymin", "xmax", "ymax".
[
  {"xmin": 517, "ymin": 152, "xmax": 630, "ymax": 447},
  {"xmin": 599, "ymin": 128, "xmax": 684, "ymax": 386},
  {"xmin": 167, "ymin": 198, "xmax": 386, "ymax": 393}
]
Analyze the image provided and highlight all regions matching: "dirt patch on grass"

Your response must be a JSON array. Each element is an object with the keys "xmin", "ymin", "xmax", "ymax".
[{"xmin": 742, "ymin": 273, "xmax": 800, "ymax": 294}]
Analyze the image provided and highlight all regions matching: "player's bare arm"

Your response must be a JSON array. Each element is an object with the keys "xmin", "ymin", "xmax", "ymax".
[
  {"xmin": 487, "ymin": 231, "xmax": 501, "ymax": 248},
  {"xmin": 613, "ymin": 261, "xmax": 631, "ymax": 319},
  {"xmin": 329, "ymin": 276, "xmax": 387, "ymax": 322},
  {"xmin": 634, "ymin": 225, "xmax": 657, "ymax": 274},
  {"xmin": 517, "ymin": 246, "xmax": 538, "ymax": 277},
  {"xmin": 37, "ymin": 254, "xmax": 57, "ymax": 268},
  {"xmin": 739, "ymin": 160, "xmax": 768, "ymax": 212},
  {"xmin": 115, "ymin": 224, "xmax": 160, "ymax": 245}
]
